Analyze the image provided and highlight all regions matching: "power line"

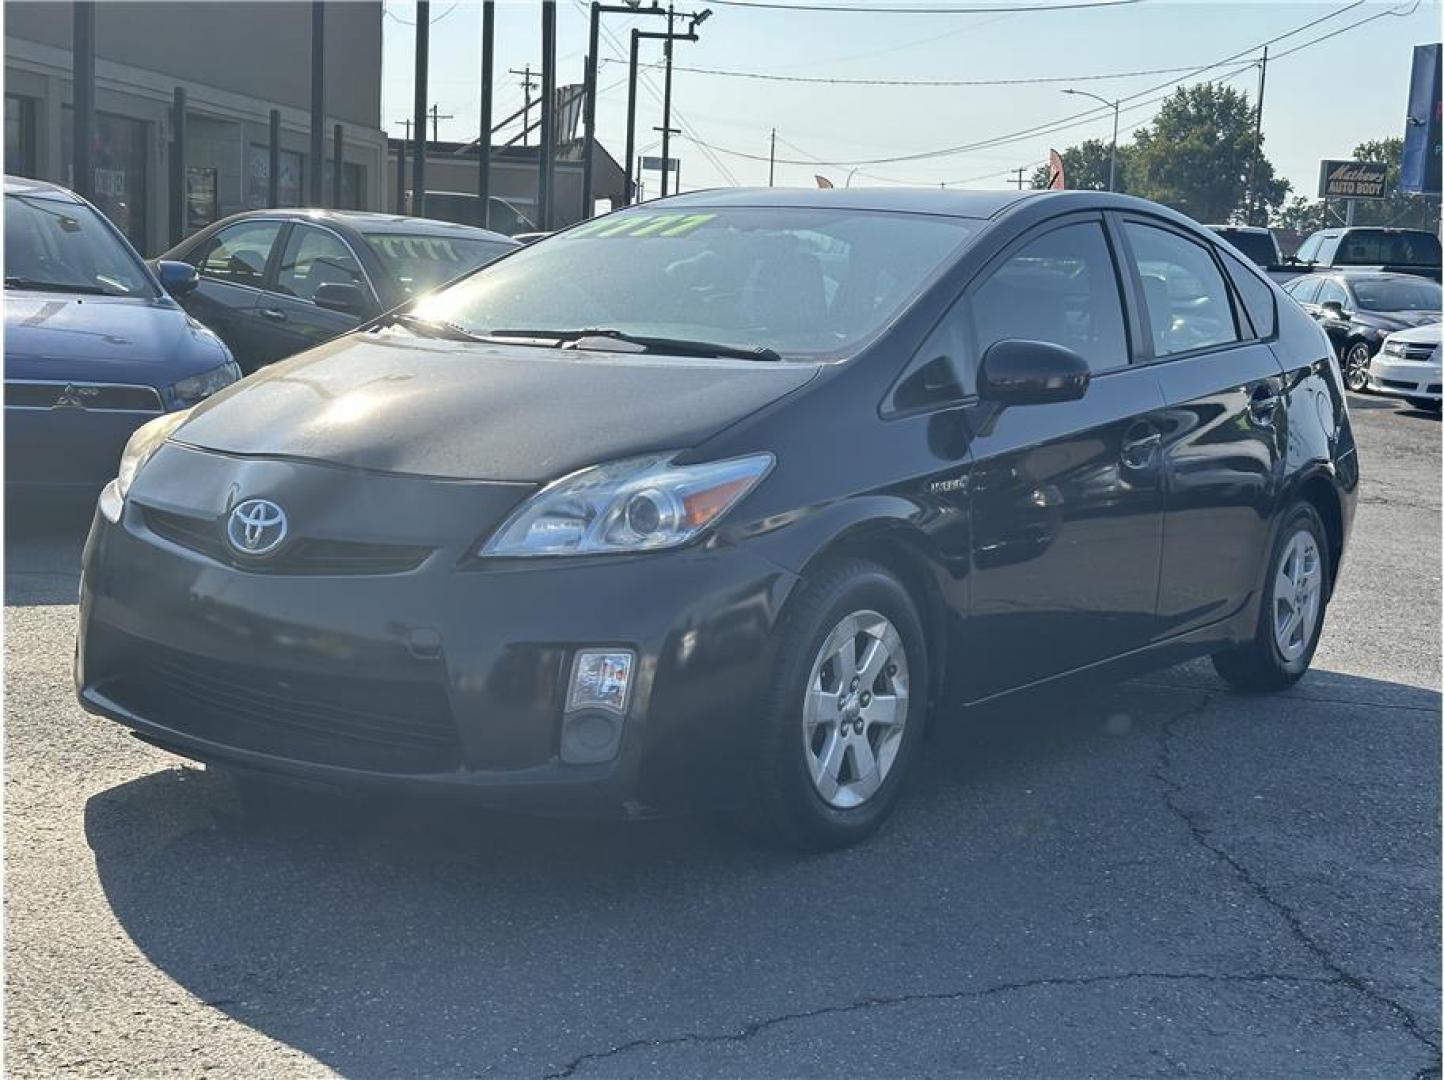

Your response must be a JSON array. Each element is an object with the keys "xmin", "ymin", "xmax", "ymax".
[
  {"xmin": 383, "ymin": 1, "xmax": 461, "ymax": 26},
  {"xmin": 678, "ymin": 0, "xmax": 1383, "ymax": 171},
  {"xmin": 706, "ymin": 0, "xmax": 1140, "ymax": 12},
  {"xmin": 602, "ymin": 58, "xmax": 1219, "ymax": 88}
]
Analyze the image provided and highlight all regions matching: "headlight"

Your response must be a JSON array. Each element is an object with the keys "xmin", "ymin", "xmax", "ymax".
[
  {"xmin": 481, "ymin": 451, "xmax": 773, "ymax": 557},
  {"xmin": 171, "ymin": 361, "xmax": 241, "ymax": 407},
  {"xmin": 116, "ymin": 410, "xmax": 190, "ymax": 501},
  {"xmin": 1383, "ymin": 340, "xmax": 1407, "ymax": 357}
]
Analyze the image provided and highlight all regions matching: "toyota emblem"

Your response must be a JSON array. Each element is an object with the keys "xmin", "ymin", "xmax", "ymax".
[{"xmin": 227, "ymin": 498, "xmax": 288, "ymax": 557}]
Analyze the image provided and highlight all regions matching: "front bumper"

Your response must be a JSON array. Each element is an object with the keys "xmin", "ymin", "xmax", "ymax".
[
  {"xmin": 76, "ymin": 461, "xmax": 799, "ymax": 817},
  {"xmin": 1367, "ymin": 355, "xmax": 1442, "ymax": 401}
]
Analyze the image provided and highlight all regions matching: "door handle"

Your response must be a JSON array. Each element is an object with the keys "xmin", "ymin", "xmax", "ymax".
[
  {"xmin": 1249, "ymin": 385, "xmax": 1282, "ymax": 424},
  {"xmin": 1120, "ymin": 425, "xmax": 1162, "ymax": 470},
  {"xmin": 259, "ymin": 307, "xmax": 287, "ymax": 322}
]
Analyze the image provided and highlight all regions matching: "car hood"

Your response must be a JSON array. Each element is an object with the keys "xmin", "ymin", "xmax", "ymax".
[
  {"xmin": 1356, "ymin": 309, "xmax": 1442, "ymax": 332},
  {"xmin": 1385, "ymin": 323, "xmax": 1443, "ymax": 345},
  {"xmin": 3, "ymin": 292, "xmax": 230, "ymax": 382},
  {"xmin": 174, "ymin": 330, "xmax": 820, "ymax": 482}
]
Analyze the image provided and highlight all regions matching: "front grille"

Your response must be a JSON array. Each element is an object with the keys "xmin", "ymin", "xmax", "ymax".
[
  {"xmin": 1429, "ymin": 383, "xmax": 1442, "ymax": 394},
  {"xmin": 102, "ymin": 637, "xmax": 462, "ymax": 773},
  {"xmin": 1399, "ymin": 344, "xmax": 1438, "ymax": 361},
  {"xmin": 1381, "ymin": 378, "xmax": 1417, "ymax": 390},
  {"xmin": 6, "ymin": 380, "xmax": 163, "ymax": 412},
  {"xmin": 142, "ymin": 506, "xmax": 432, "ymax": 575}
]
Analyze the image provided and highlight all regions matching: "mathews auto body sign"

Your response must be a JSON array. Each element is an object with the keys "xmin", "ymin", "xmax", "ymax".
[{"xmin": 1318, "ymin": 160, "xmax": 1388, "ymax": 199}]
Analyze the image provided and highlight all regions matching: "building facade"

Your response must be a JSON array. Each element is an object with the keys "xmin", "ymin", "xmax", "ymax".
[{"xmin": 5, "ymin": 1, "xmax": 387, "ymax": 256}]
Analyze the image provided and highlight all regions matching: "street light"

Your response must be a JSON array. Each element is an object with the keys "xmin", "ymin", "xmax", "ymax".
[{"xmin": 1061, "ymin": 87, "xmax": 1121, "ymax": 193}]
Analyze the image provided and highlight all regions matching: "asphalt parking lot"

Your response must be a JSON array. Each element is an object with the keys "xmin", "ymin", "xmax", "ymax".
[{"xmin": 4, "ymin": 394, "xmax": 1439, "ymax": 1078}]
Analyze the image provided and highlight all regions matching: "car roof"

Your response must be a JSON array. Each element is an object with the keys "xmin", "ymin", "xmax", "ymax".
[
  {"xmin": 639, "ymin": 186, "xmax": 1202, "ymax": 225},
  {"xmin": 1207, "ymin": 224, "xmax": 1271, "ymax": 234},
  {"xmin": 4, "ymin": 175, "xmax": 83, "ymax": 202},
  {"xmin": 1330, "ymin": 270, "xmax": 1438, "ymax": 282},
  {"xmin": 220, "ymin": 207, "xmax": 518, "ymax": 244}
]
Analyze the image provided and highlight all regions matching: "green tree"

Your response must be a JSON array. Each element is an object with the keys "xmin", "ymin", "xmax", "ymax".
[
  {"xmin": 1029, "ymin": 138, "xmax": 1132, "ymax": 192},
  {"xmin": 1129, "ymin": 83, "xmax": 1289, "ymax": 223}
]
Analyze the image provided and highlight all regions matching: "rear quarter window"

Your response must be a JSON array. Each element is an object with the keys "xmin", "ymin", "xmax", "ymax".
[{"xmin": 1220, "ymin": 251, "xmax": 1276, "ymax": 339}]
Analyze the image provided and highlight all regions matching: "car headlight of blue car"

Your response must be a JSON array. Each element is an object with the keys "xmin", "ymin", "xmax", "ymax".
[{"xmin": 170, "ymin": 361, "xmax": 241, "ymax": 407}]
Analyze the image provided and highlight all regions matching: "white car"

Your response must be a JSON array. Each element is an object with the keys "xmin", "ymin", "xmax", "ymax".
[{"xmin": 1368, "ymin": 324, "xmax": 1442, "ymax": 411}]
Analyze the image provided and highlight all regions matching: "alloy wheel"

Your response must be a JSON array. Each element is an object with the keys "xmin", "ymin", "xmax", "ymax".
[
  {"xmin": 1343, "ymin": 343, "xmax": 1371, "ymax": 392},
  {"xmin": 801, "ymin": 609, "xmax": 910, "ymax": 810},
  {"xmin": 1273, "ymin": 529, "xmax": 1323, "ymax": 662}
]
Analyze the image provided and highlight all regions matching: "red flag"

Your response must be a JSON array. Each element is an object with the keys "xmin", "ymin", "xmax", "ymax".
[
  {"xmin": 815, "ymin": 175, "xmax": 835, "ymax": 189},
  {"xmin": 1047, "ymin": 149, "xmax": 1066, "ymax": 191}
]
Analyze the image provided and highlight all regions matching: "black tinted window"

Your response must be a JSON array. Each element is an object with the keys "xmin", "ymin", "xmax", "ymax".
[
  {"xmin": 1334, "ymin": 229, "xmax": 1441, "ymax": 269},
  {"xmin": 1216, "ymin": 229, "xmax": 1277, "ymax": 267},
  {"xmin": 1125, "ymin": 222, "xmax": 1239, "ymax": 357},
  {"xmin": 970, "ymin": 221, "xmax": 1127, "ymax": 373},
  {"xmin": 192, "ymin": 220, "xmax": 282, "ymax": 286},
  {"xmin": 1352, "ymin": 277, "xmax": 1441, "ymax": 313},
  {"xmin": 1221, "ymin": 251, "xmax": 1276, "ymax": 338}
]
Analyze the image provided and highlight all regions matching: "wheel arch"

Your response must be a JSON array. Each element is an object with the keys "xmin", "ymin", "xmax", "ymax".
[
  {"xmin": 788, "ymin": 519, "xmax": 955, "ymax": 713},
  {"xmin": 1293, "ymin": 471, "xmax": 1346, "ymax": 591}
]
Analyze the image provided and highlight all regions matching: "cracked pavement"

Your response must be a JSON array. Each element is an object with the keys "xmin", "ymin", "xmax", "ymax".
[{"xmin": 5, "ymin": 395, "xmax": 1439, "ymax": 1078}]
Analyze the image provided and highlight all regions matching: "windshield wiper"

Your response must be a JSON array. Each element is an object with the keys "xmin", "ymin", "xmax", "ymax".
[
  {"xmin": 4, "ymin": 276, "xmax": 111, "ymax": 296},
  {"xmin": 487, "ymin": 327, "xmax": 782, "ymax": 362},
  {"xmin": 387, "ymin": 311, "xmax": 488, "ymax": 342}
]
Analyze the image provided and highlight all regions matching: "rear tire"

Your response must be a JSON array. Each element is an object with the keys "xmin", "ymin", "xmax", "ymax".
[
  {"xmin": 1212, "ymin": 503, "xmax": 1330, "ymax": 693},
  {"xmin": 744, "ymin": 558, "xmax": 930, "ymax": 852}
]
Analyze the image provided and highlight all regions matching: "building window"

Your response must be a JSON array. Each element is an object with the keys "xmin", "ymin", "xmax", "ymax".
[
  {"xmin": 60, "ymin": 108, "xmax": 148, "ymax": 252},
  {"xmin": 5, "ymin": 94, "xmax": 39, "ymax": 179},
  {"xmin": 322, "ymin": 159, "xmax": 368, "ymax": 209},
  {"xmin": 246, "ymin": 144, "xmax": 304, "ymax": 208},
  {"xmin": 185, "ymin": 166, "xmax": 220, "ymax": 230}
]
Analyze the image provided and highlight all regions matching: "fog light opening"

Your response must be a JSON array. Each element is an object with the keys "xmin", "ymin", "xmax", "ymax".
[{"xmin": 560, "ymin": 649, "xmax": 634, "ymax": 765}]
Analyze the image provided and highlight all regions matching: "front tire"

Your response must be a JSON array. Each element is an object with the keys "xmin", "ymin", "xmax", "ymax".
[
  {"xmin": 1341, "ymin": 340, "xmax": 1372, "ymax": 393},
  {"xmin": 1212, "ymin": 503, "xmax": 1330, "ymax": 692},
  {"xmin": 746, "ymin": 559, "xmax": 929, "ymax": 851}
]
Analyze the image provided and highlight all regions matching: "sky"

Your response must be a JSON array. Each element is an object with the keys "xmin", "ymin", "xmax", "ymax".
[{"xmin": 380, "ymin": 0, "xmax": 1442, "ymax": 201}]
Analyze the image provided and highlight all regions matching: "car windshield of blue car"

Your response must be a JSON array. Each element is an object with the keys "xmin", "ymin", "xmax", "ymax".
[
  {"xmin": 1352, "ymin": 278, "xmax": 1442, "ymax": 313},
  {"xmin": 3, "ymin": 193, "xmax": 156, "ymax": 298},
  {"xmin": 411, "ymin": 207, "xmax": 976, "ymax": 359},
  {"xmin": 363, "ymin": 233, "xmax": 518, "ymax": 297}
]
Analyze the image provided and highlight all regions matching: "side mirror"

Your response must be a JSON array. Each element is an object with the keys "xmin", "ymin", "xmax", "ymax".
[
  {"xmin": 1320, "ymin": 300, "xmax": 1348, "ymax": 319},
  {"xmin": 313, "ymin": 282, "xmax": 370, "ymax": 316},
  {"xmin": 155, "ymin": 259, "xmax": 199, "ymax": 298},
  {"xmin": 978, "ymin": 339, "xmax": 1090, "ymax": 406}
]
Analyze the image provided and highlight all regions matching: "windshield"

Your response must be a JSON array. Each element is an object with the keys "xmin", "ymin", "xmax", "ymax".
[
  {"xmin": 363, "ymin": 233, "xmax": 516, "ymax": 297},
  {"xmin": 1334, "ymin": 230, "xmax": 1442, "ymax": 269},
  {"xmin": 412, "ymin": 207, "xmax": 977, "ymax": 358},
  {"xmin": 1352, "ymin": 277, "xmax": 1442, "ymax": 313},
  {"xmin": 1216, "ymin": 229, "xmax": 1278, "ymax": 267},
  {"xmin": 3, "ymin": 192, "xmax": 156, "ymax": 297}
]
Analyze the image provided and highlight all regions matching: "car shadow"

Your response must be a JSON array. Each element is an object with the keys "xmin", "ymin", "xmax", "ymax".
[
  {"xmin": 4, "ymin": 495, "xmax": 90, "ymax": 606},
  {"xmin": 81, "ymin": 665, "xmax": 1440, "ymax": 1077}
]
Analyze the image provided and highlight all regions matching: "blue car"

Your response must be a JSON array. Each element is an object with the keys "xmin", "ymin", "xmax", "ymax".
[{"xmin": 4, "ymin": 176, "xmax": 240, "ymax": 495}]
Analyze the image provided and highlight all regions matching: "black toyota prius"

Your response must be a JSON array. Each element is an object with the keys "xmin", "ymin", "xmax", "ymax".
[{"xmin": 76, "ymin": 188, "xmax": 1358, "ymax": 851}]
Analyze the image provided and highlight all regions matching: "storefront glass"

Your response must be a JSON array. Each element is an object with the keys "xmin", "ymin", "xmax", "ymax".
[{"xmin": 61, "ymin": 108, "xmax": 148, "ymax": 251}]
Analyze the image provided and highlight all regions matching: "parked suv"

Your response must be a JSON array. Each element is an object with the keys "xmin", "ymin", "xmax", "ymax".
[
  {"xmin": 1293, "ymin": 226, "xmax": 1442, "ymax": 282},
  {"xmin": 1206, "ymin": 224, "xmax": 1296, "ymax": 284},
  {"xmin": 77, "ymin": 189, "xmax": 1357, "ymax": 851}
]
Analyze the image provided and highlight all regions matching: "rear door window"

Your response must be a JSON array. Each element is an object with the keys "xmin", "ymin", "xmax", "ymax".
[
  {"xmin": 1220, "ymin": 250, "xmax": 1276, "ymax": 339},
  {"xmin": 1124, "ymin": 222, "xmax": 1240, "ymax": 357},
  {"xmin": 273, "ymin": 224, "xmax": 369, "ymax": 302}
]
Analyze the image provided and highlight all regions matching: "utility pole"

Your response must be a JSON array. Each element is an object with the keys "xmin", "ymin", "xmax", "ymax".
[
  {"xmin": 412, "ymin": 0, "xmax": 429, "ymax": 218},
  {"xmin": 71, "ymin": 1, "xmax": 95, "ymax": 201},
  {"xmin": 427, "ymin": 103, "xmax": 454, "ymax": 145},
  {"xmin": 1010, "ymin": 166, "xmax": 1027, "ymax": 190},
  {"xmin": 478, "ymin": 0, "xmax": 494, "ymax": 229},
  {"xmin": 538, "ymin": 0, "xmax": 556, "ymax": 229},
  {"xmin": 309, "ymin": 1, "xmax": 325, "ymax": 205},
  {"xmin": 769, "ymin": 128, "xmax": 776, "ymax": 186},
  {"xmin": 583, "ymin": 3, "xmax": 666, "ymax": 218},
  {"xmin": 623, "ymin": 13, "xmax": 704, "ymax": 206},
  {"xmin": 1247, "ymin": 47, "xmax": 1269, "ymax": 225},
  {"xmin": 395, "ymin": 119, "xmax": 410, "ymax": 212},
  {"xmin": 509, "ymin": 66, "xmax": 538, "ymax": 146},
  {"xmin": 660, "ymin": 4, "xmax": 675, "ymax": 197}
]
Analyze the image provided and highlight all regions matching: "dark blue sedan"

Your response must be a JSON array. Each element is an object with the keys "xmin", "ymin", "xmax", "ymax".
[{"xmin": 4, "ymin": 176, "xmax": 240, "ymax": 495}]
